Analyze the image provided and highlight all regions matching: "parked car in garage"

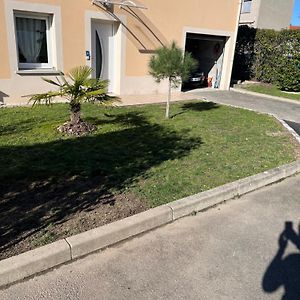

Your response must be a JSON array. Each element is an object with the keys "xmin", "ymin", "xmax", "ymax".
[{"xmin": 185, "ymin": 70, "xmax": 207, "ymax": 88}]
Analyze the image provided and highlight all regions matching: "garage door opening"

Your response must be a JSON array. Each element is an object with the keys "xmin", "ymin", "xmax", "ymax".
[{"xmin": 182, "ymin": 33, "xmax": 226, "ymax": 91}]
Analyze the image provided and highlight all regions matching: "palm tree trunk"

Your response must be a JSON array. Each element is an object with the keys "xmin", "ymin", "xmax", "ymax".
[
  {"xmin": 166, "ymin": 78, "xmax": 171, "ymax": 119},
  {"xmin": 70, "ymin": 103, "xmax": 81, "ymax": 124}
]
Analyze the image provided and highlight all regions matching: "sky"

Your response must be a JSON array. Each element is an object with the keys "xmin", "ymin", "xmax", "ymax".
[{"xmin": 291, "ymin": 0, "xmax": 300, "ymax": 25}]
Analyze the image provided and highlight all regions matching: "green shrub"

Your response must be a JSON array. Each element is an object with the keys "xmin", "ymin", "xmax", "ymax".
[
  {"xmin": 233, "ymin": 27, "xmax": 300, "ymax": 92},
  {"xmin": 231, "ymin": 26, "xmax": 256, "ymax": 81},
  {"xmin": 276, "ymin": 30, "xmax": 300, "ymax": 92},
  {"xmin": 252, "ymin": 29, "xmax": 279, "ymax": 83}
]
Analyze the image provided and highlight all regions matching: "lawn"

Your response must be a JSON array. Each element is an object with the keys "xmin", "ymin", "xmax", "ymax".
[
  {"xmin": 240, "ymin": 83, "xmax": 300, "ymax": 101},
  {"xmin": 0, "ymin": 100, "xmax": 299, "ymax": 259}
]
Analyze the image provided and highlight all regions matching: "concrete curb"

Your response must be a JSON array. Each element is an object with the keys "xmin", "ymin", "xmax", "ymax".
[
  {"xmin": 167, "ymin": 160, "xmax": 300, "ymax": 220},
  {"xmin": 66, "ymin": 205, "xmax": 173, "ymax": 259},
  {"xmin": 230, "ymin": 88, "xmax": 300, "ymax": 106},
  {"xmin": 1, "ymin": 160, "xmax": 300, "ymax": 288},
  {"xmin": 278, "ymin": 119, "xmax": 300, "ymax": 144},
  {"xmin": 0, "ymin": 240, "xmax": 71, "ymax": 287}
]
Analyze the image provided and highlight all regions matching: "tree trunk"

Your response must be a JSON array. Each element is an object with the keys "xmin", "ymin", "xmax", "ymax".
[
  {"xmin": 70, "ymin": 103, "xmax": 81, "ymax": 124},
  {"xmin": 58, "ymin": 102, "xmax": 95, "ymax": 135},
  {"xmin": 166, "ymin": 78, "xmax": 171, "ymax": 119}
]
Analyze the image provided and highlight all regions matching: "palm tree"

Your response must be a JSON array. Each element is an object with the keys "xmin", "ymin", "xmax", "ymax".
[{"xmin": 29, "ymin": 66, "xmax": 118, "ymax": 135}]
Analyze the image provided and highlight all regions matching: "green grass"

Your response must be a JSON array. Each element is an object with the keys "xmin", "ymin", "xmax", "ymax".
[
  {"xmin": 241, "ymin": 83, "xmax": 300, "ymax": 101},
  {"xmin": 0, "ymin": 101, "xmax": 297, "ymax": 208},
  {"xmin": 31, "ymin": 227, "xmax": 57, "ymax": 247}
]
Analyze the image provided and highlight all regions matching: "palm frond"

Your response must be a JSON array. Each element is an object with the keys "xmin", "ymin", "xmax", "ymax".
[
  {"xmin": 55, "ymin": 75, "xmax": 68, "ymax": 87},
  {"xmin": 42, "ymin": 77, "xmax": 62, "ymax": 87},
  {"xmin": 68, "ymin": 66, "xmax": 92, "ymax": 84},
  {"xmin": 85, "ymin": 89, "xmax": 107, "ymax": 97},
  {"xmin": 28, "ymin": 91, "xmax": 62, "ymax": 106},
  {"xmin": 27, "ymin": 66, "xmax": 119, "ymax": 108}
]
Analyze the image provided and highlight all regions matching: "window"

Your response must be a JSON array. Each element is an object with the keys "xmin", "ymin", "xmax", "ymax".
[
  {"xmin": 95, "ymin": 31, "xmax": 103, "ymax": 79},
  {"xmin": 15, "ymin": 13, "xmax": 52, "ymax": 69},
  {"xmin": 241, "ymin": 0, "xmax": 252, "ymax": 14}
]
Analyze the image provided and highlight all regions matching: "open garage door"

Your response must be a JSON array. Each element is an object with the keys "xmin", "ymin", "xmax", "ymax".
[{"xmin": 182, "ymin": 33, "xmax": 226, "ymax": 91}]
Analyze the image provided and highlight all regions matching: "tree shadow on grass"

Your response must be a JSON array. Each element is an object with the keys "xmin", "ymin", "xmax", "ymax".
[
  {"xmin": 181, "ymin": 101, "xmax": 219, "ymax": 112},
  {"xmin": 171, "ymin": 101, "xmax": 219, "ymax": 118},
  {"xmin": 0, "ymin": 112, "xmax": 202, "ymax": 257},
  {"xmin": 85, "ymin": 111, "xmax": 150, "ymax": 127},
  {"xmin": 0, "ymin": 118, "xmax": 38, "ymax": 136}
]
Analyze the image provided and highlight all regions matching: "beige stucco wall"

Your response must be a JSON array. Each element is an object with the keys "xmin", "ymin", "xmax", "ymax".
[
  {"xmin": 116, "ymin": 0, "xmax": 239, "ymax": 77},
  {"xmin": 118, "ymin": 0, "xmax": 240, "ymax": 94},
  {"xmin": 0, "ymin": 0, "xmax": 240, "ymax": 104},
  {"xmin": 0, "ymin": 0, "xmax": 100, "ymax": 104},
  {"xmin": 0, "ymin": 1, "xmax": 11, "ymax": 79},
  {"xmin": 1, "ymin": 0, "xmax": 99, "ymax": 73}
]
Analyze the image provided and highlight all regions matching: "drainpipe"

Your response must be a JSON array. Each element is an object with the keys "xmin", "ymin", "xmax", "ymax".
[{"xmin": 226, "ymin": 0, "xmax": 243, "ymax": 90}]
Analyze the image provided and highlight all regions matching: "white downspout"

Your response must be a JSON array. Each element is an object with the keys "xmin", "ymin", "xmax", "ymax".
[{"xmin": 226, "ymin": 0, "xmax": 243, "ymax": 90}]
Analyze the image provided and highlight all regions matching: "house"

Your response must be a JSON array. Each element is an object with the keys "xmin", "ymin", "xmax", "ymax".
[
  {"xmin": 0, "ymin": 0, "xmax": 241, "ymax": 105},
  {"xmin": 288, "ymin": 25, "xmax": 300, "ymax": 30},
  {"xmin": 239, "ymin": 0, "xmax": 295, "ymax": 30}
]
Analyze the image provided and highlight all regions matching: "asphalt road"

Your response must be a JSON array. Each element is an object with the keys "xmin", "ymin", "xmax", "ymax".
[
  {"xmin": 285, "ymin": 120, "xmax": 300, "ymax": 136},
  {"xmin": 191, "ymin": 90, "xmax": 300, "ymax": 124},
  {"xmin": 1, "ymin": 174, "xmax": 300, "ymax": 300}
]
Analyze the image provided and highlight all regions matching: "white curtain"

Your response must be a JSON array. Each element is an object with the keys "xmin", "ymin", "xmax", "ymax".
[{"xmin": 16, "ymin": 17, "xmax": 45, "ymax": 63}]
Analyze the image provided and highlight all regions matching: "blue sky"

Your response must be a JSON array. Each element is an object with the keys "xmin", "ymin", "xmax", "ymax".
[{"xmin": 291, "ymin": 0, "xmax": 300, "ymax": 25}]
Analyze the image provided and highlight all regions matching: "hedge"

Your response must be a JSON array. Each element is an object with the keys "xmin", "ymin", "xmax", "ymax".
[
  {"xmin": 232, "ymin": 26, "xmax": 300, "ymax": 92},
  {"xmin": 231, "ymin": 26, "xmax": 256, "ymax": 81}
]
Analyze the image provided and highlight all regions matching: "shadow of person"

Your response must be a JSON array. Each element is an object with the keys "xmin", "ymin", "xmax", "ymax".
[{"xmin": 262, "ymin": 222, "xmax": 300, "ymax": 300}]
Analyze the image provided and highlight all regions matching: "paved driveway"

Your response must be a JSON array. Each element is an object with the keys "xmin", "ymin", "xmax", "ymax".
[
  {"xmin": 190, "ymin": 90, "xmax": 300, "ymax": 124},
  {"xmin": 1, "ymin": 174, "xmax": 300, "ymax": 300}
]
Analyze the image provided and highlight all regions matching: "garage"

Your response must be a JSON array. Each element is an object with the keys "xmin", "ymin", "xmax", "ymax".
[{"xmin": 182, "ymin": 33, "xmax": 226, "ymax": 91}]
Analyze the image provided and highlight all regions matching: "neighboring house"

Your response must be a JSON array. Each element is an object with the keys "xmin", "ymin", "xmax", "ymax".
[
  {"xmin": 288, "ymin": 25, "xmax": 300, "ymax": 30},
  {"xmin": 239, "ymin": 0, "xmax": 295, "ymax": 30},
  {"xmin": 0, "ymin": 0, "xmax": 241, "ymax": 105}
]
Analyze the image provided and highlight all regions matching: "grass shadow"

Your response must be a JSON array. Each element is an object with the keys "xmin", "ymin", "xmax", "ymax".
[
  {"xmin": 0, "ymin": 111, "xmax": 202, "ymax": 257},
  {"xmin": 85, "ymin": 111, "xmax": 150, "ymax": 127},
  {"xmin": 172, "ymin": 101, "xmax": 219, "ymax": 118},
  {"xmin": 181, "ymin": 101, "xmax": 219, "ymax": 112},
  {"xmin": 0, "ymin": 118, "xmax": 37, "ymax": 136}
]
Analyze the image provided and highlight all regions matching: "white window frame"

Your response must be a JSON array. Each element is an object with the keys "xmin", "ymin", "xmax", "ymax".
[
  {"xmin": 241, "ymin": 0, "xmax": 252, "ymax": 14},
  {"xmin": 14, "ymin": 12, "xmax": 53, "ymax": 70}
]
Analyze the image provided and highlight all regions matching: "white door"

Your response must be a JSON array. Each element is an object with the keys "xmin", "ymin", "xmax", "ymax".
[{"xmin": 91, "ymin": 21, "xmax": 115, "ymax": 92}]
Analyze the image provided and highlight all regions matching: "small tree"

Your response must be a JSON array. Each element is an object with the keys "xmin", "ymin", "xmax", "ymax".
[
  {"xmin": 149, "ymin": 41, "xmax": 197, "ymax": 118},
  {"xmin": 29, "ymin": 66, "xmax": 118, "ymax": 136}
]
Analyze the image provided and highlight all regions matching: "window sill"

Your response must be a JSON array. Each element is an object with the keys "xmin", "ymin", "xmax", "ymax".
[{"xmin": 16, "ymin": 69, "xmax": 63, "ymax": 75}]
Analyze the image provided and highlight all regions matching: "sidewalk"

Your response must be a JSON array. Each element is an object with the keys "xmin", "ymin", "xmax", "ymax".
[
  {"xmin": 231, "ymin": 87, "xmax": 300, "ymax": 106},
  {"xmin": 1, "ymin": 174, "xmax": 300, "ymax": 299},
  {"xmin": 119, "ymin": 91, "xmax": 200, "ymax": 106},
  {"xmin": 190, "ymin": 89, "xmax": 300, "ymax": 123}
]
